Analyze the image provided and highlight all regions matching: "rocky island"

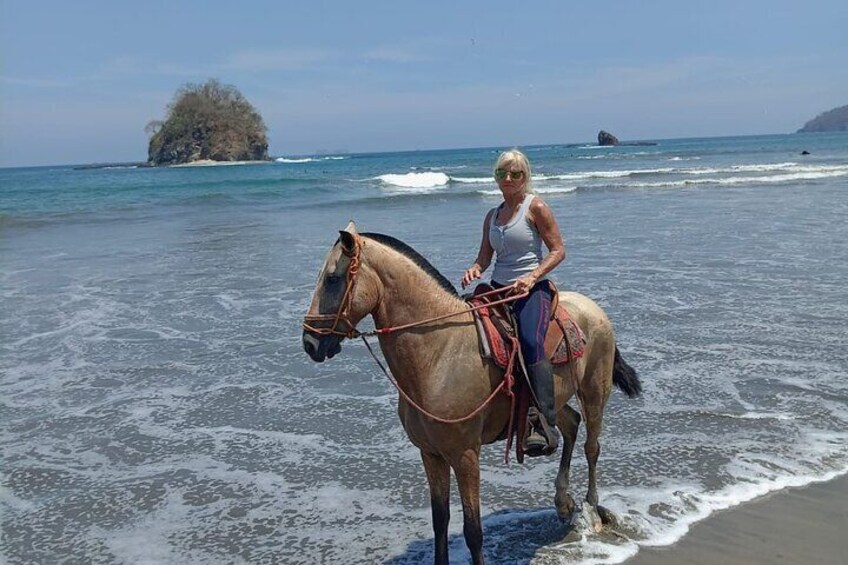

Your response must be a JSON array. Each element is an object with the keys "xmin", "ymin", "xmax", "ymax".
[
  {"xmin": 797, "ymin": 104, "xmax": 848, "ymax": 132},
  {"xmin": 596, "ymin": 130, "xmax": 657, "ymax": 147},
  {"xmin": 598, "ymin": 130, "xmax": 619, "ymax": 146},
  {"xmin": 146, "ymin": 79, "xmax": 269, "ymax": 166}
]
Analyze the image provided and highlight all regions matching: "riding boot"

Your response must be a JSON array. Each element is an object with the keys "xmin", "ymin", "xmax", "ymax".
[{"xmin": 524, "ymin": 359, "xmax": 560, "ymax": 457}]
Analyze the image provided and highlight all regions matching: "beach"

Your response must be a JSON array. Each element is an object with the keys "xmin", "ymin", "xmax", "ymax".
[
  {"xmin": 2, "ymin": 133, "xmax": 847, "ymax": 564},
  {"xmin": 626, "ymin": 474, "xmax": 847, "ymax": 564}
]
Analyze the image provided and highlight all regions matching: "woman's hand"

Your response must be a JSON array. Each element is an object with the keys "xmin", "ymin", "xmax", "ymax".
[
  {"xmin": 512, "ymin": 273, "xmax": 537, "ymax": 295},
  {"xmin": 461, "ymin": 265, "xmax": 482, "ymax": 289}
]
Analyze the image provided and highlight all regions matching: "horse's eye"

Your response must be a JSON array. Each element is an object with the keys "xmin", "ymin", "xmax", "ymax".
[{"xmin": 325, "ymin": 273, "xmax": 341, "ymax": 285}]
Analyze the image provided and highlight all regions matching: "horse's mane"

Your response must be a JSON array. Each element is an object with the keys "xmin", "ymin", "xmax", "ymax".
[{"xmin": 361, "ymin": 233, "xmax": 459, "ymax": 297}]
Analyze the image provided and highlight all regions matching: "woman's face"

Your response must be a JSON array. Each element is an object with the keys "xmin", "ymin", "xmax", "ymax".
[{"xmin": 495, "ymin": 160, "xmax": 527, "ymax": 196}]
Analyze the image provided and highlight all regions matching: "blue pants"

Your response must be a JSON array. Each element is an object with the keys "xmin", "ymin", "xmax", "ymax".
[{"xmin": 493, "ymin": 279, "xmax": 554, "ymax": 364}]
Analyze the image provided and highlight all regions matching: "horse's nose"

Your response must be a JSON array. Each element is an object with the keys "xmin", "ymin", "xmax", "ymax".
[{"xmin": 303, "ymin": 332, "xmax": 320, "ymax": 360}]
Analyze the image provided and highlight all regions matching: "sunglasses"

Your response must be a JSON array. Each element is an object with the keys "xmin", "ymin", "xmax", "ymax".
[{"xmin": 495, "ymin": 168, "xmax": 525, "ymax": 180}]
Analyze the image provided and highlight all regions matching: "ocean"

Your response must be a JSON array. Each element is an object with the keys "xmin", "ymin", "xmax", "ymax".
[{"xmin": 2, "ymin": 133, "xmax": 847, "ymax": 564}]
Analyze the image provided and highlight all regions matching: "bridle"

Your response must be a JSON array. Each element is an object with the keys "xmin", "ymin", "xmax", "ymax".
[{"xmin": 302, "ymin": 235, "xmax": 365, "ymax": 339}]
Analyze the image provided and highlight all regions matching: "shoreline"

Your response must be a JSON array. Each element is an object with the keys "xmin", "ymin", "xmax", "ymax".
[{"xmin": 625, "ymin": 473, "xmax": 848, "ymax": 564}]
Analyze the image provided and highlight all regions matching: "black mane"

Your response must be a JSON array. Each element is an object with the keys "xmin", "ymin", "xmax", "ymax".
[{"xmin": 361, "ymin": 233, "xmax": 458, "ymax": 296}]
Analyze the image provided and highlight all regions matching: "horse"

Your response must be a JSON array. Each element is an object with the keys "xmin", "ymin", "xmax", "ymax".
[{"xmin": 302, "ymin": 222, "xmax": 642, "ymax": 564}]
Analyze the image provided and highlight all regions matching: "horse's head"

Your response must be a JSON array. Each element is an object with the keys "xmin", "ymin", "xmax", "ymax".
[{"xmin": 302, "ymin": 221, "xmax": 379, "ymax": 362}]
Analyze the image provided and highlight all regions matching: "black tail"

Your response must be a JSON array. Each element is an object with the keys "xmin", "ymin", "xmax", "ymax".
[{"xmin": 613, "ymin": 346, "xmax": 642, "ymax": 398}]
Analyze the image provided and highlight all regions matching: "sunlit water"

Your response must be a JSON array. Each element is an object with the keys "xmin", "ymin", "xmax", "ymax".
[{"xmin": 2, "ymin": 134, "xmax": 847, "ymax": 564}]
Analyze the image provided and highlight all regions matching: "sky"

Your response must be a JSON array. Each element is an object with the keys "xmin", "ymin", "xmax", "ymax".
[{"xmin": 1, "ymin": 1, "xmax": 846, "ymax": 167}]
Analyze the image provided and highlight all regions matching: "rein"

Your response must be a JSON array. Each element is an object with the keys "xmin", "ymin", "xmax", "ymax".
[
  {"xmin": 302, "ymin": 235, "xmax": 528, "ymax": 435},
  {"xmin": 302, "ymin": 235, "xmax": 529, "ymax": 338}
]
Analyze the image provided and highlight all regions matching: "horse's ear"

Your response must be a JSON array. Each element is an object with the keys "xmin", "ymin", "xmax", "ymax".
[{"xmin": 339, "ymin": 220, "xmax": 358, "ymax": 255}]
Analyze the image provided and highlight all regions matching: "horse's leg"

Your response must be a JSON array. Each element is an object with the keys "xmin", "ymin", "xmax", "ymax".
[
  {"xmin": 581, "ymin": 391, "xmax": 605, "ymax": 509},
  {"xmin": 554, "ymin": 403, "xmax": 581, "ymax": 519},
  {"xmin": 453, "ymin": 448, "xmax": 484, "ymax": 565},
  {"xmin": 421, "ymin": 451, "xmax": 451, "ymax": 565}
]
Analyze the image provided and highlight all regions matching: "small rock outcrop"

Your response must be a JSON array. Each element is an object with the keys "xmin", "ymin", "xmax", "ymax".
[
  {"xmin": 797, "ymin": 104, "xmax": 848, "ymax": 133},
  {"xmin": 146, "ymin": 79, "xmax": 269, "ymax": 166},
  {"xmin": 597, "ymin": 130, "xmax": 620, "ymax": 146}
]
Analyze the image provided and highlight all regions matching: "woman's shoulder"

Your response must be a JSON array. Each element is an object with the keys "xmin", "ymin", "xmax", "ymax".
[
  {"xmin": 526, "ymin": 194, "xmax": 559, "ymax": 227},
  {"xmin": 528, "ymin": 194, "xmax": 547, "ymax": 209}
]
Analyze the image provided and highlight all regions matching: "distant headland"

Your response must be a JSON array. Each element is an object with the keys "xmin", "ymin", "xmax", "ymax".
[
  {"xmin": 145, "ymin": 79, "xmax": 270, "ymax": 167},
  {"xmin": 797, "ymin": 105, "xmax": 848, "ymax": 133}
]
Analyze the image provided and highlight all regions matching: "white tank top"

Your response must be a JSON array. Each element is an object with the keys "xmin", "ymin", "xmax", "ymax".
[{"xmin": 488, "ymin": 194, "xmax": 546, "ymax": 284}]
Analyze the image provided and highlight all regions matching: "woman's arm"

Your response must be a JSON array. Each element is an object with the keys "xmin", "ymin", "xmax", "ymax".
[
  {"xmin": 461, "ymin": 209, "xmax": 495, "ymax": 288},
  {"xmin": 513, "ymin": 198, "xmax": 566, "ymax": 293}
]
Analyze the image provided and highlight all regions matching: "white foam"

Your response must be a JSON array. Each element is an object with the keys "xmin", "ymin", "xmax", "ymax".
[
  {"xmin": 724, "ymin": 411, "xmax": 795, "ymax": 421},
  {"xmin": 451, "ymin": 176, "xmax": 493, "ymax": 184},
  {"xmin": 537, "ymin": 168, "xmax": 674, "ymax": 181},
  {"xmin": 95, "ymin": 491, "xmax": 188, "ymax": 564},
  {"xmin": 535, "ymin": 186, "xmax": 579, "ymax": 194},
  {"xmin": 275, "ymin": 156, "xmax": 345, "ymax": 163},
  {"xmin": 376, "ymin": 171, "xmax": 450, "ymax": 189},
  {"xmin": 275, "ymin": 157, "xmax": 316, "ymax": 163},
  {"xmin": 678, "ymin": 162, "xmax": 848, "ymax": 175},
  {"xmin": 0, "ymin": 484, "xmax": 37, "ymax": 512},
  {"xmin": 625, "ymin": 170, "xmax": 848, "ymax": 189},
  {"xmin": 476, "ymin": 187, "xmax": 577, "ymax": 196}
]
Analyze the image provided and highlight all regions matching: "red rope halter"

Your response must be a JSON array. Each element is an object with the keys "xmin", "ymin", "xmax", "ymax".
[{"xmin": 302, "ymin": 236, "xmax": 364, "ymax": 339}]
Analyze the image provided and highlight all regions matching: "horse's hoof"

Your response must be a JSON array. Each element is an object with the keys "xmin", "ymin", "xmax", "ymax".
[
  {"xmin": 555, "ymin": 494, "xmax": 576, "ymax": 521},
  {"xmin": 597, "ymin": 505, "xmax": 619, "ymax": 528}
]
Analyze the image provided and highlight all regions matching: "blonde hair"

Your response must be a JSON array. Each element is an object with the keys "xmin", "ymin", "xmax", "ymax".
[{"xmin": 493, "ymin": 148, "xmax": 534, "ymax": 194}]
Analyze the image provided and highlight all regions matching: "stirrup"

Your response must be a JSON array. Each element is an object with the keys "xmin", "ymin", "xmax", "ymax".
[{"xmin": 522, "ymin": 408, "xmax": 559, "ymax": 457}]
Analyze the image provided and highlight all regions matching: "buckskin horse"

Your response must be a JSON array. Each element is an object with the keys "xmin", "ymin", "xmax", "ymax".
[{"xmin": 302, "ymin": 222, "xmax": 641, "ymax": 564}]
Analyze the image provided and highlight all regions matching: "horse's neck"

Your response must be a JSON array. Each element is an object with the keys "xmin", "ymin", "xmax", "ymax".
[
  {"xmin": 363, "ymin": 244, "xmax": 500, "ymax": 421},
  {"xmin": 368, "ymin": 248, "xmax": 467, "ymax": 331},
  {"xmin": 367, "ymin": 246, "xmax": 475, "ymax": 387}
]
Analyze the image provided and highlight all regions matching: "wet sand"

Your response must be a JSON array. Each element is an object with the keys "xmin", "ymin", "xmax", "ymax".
[{"xmin": 625, "ymin": 474, "xmax": 848, "ymax": 565}]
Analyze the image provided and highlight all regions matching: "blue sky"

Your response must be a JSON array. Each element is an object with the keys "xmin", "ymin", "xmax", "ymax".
[{"xmin": 2, "ymin": 1, "xmax": 846, "ymax": 167}]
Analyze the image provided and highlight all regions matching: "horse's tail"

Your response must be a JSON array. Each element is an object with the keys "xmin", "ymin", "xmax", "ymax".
[{"xmin": 613, "ymin": 346, "xmax": 642, "ymax": 398}]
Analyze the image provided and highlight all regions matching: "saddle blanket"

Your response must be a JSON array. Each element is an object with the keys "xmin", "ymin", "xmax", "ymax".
[{"xmin": 468, "ymin": 293, "xmax": 585, "ymax": 369}]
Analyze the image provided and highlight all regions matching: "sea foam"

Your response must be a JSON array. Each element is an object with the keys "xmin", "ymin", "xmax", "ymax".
[
  {"xmin": 275, "ymin": 156, "xmax": 347, "ymax": 163},
  {"xmin": 376, "ymin": 172, "xmax": 450, "ymax": 189}
]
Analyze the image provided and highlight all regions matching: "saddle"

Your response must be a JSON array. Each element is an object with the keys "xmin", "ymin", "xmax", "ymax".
[
  {"xmin": 468, "ymin": 283, "xmax": 585, "ymax": 369},
  {"xmin": 467, "ymin": 283, "xmax": 586, "ymax": 463}
]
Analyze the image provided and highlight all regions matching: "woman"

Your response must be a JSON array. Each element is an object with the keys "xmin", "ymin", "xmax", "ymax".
[{"xmin": 461, "ymin": 149, "xmax": 566, "ymax": 456}]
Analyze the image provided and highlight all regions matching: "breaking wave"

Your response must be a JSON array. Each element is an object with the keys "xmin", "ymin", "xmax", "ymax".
[{"xmin": 376, "ymin": 172, "xmax": 450, "ymax": 189}]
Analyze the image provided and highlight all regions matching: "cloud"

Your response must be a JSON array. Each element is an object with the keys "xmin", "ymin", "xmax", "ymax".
[
  {"xmin": 220, "ymin": 49, "xmax": 334, "ymax": 72},
  {"xmin": 362, "ymin": 47, "xmax": 432, "ymax": 64},
  {"xmin": 2, "ymin": 76, "xmax": 70, "ymax": 88},
  {"xmin": 93, "ymin": 50, "xmax": 336, "ymax": 80},
  {"xmin": 98, "ymin": 56, "xmax": 209, "ymax": 78}
]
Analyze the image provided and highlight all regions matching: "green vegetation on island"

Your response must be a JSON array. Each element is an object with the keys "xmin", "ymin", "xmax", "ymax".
[
  {"xmin": 797, "ymin": 104, "xmax": 848, "ymax": 133},
  {"xmin": 146, "ymin": 79, "xmax": 269, "ymax": 166}
]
